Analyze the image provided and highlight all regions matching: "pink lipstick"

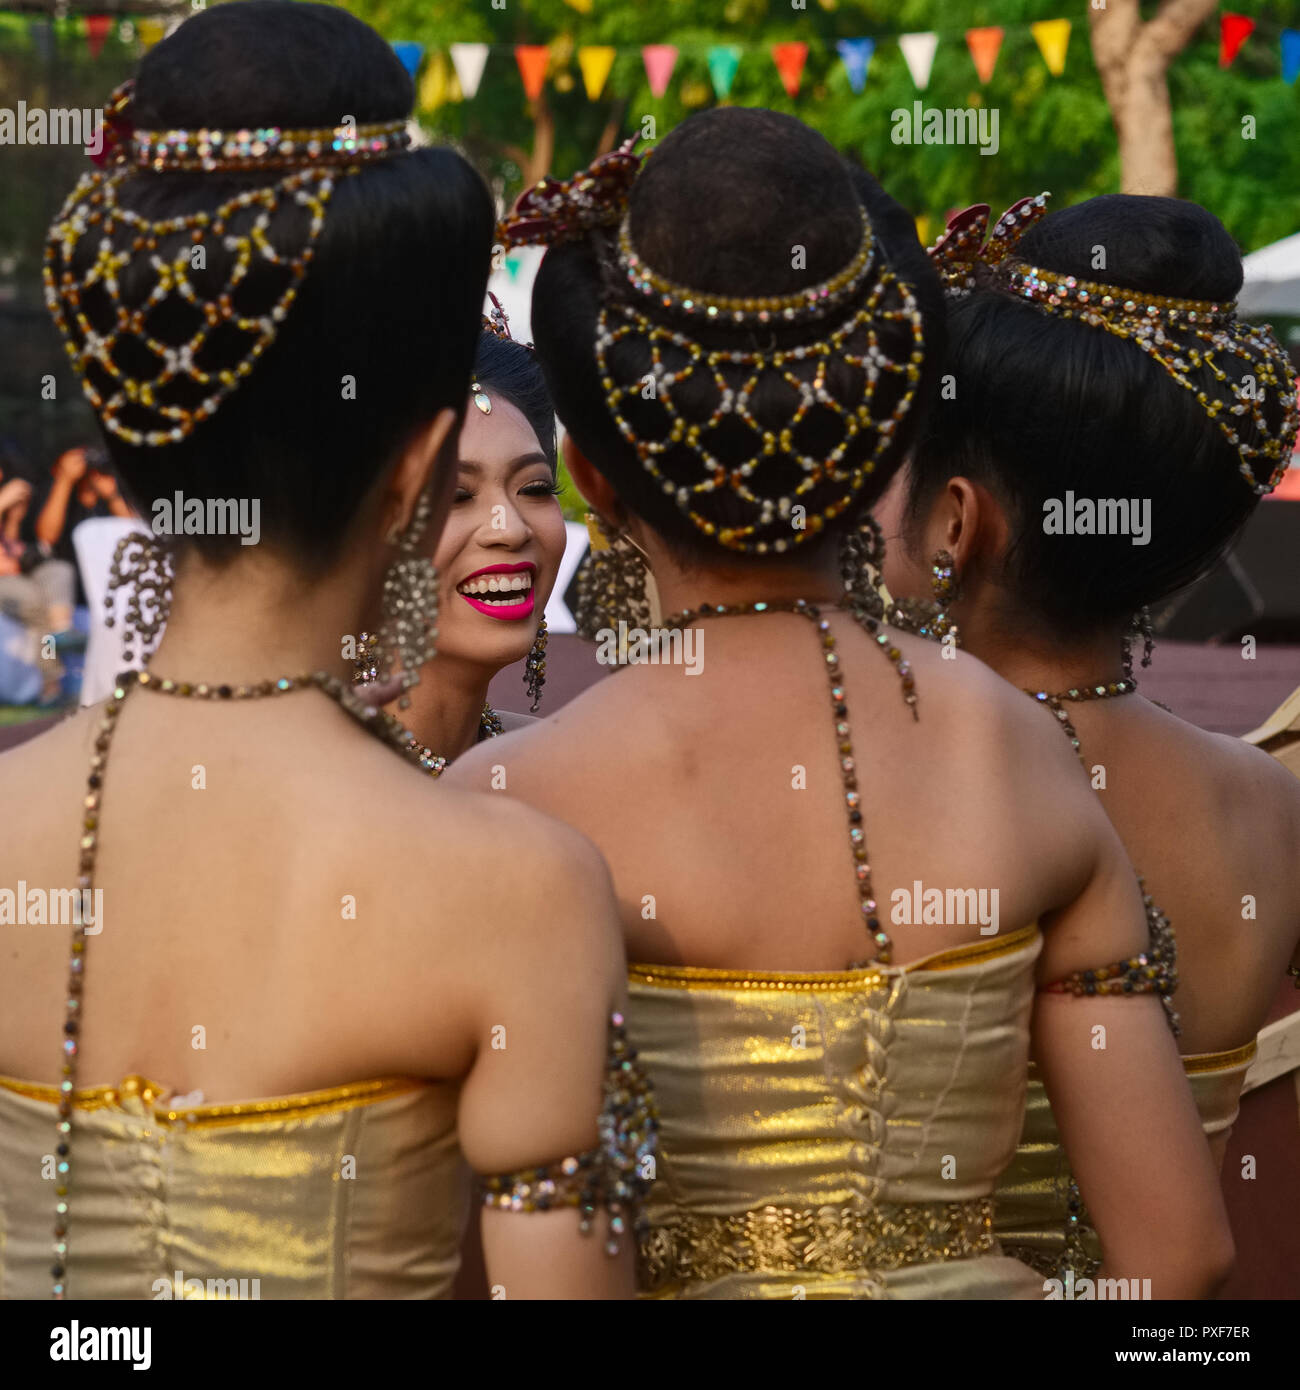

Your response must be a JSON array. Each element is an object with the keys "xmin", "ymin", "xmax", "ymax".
[{"xmin": 455, "ymin": 562, "xmax": 537, "ymax": 622}]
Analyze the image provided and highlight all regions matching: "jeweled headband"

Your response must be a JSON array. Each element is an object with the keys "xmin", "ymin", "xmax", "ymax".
[
  {"xmin": 929, "ymin": 193, "xmax": 1300, "ymax": 495},
  {"xmin": 498, "ymin": 140, "xmax": 926, "ymax": 555},
  {"xmin": 44, "ymin": 80, "xmax": 412, "ymax": 447}
]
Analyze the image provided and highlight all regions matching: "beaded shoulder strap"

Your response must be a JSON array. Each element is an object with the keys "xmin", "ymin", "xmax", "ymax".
[
  {"xmin": 661, "ymin": 599, "xmax": 916, "ymax": 965},
  {"xmin": 478, "ymin": 1011, "xmax": 658, "ymax": 1254}
]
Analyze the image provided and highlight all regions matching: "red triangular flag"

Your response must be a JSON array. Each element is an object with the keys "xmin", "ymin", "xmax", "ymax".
[
  {"xmin": 772, "ymin": 41, "xmax": 807, "ymax": 97},
  {"xmin": 966, "ymin": 27, "xmax": 1004, "ymax": 84},
  {"xmin": 84, "ymin": 14, "xmax": 112, "ymax": 59},
  {"xmin": 515, "ymin": 45, "xmax": 549, "ymax": 102},
  {"xmin": 1220, "ymin": 13, "xmax": 1255, "ymax": 68},
  {"xmin": 642, "ymin": 45, "xmax": 678, "ymax": 98}
]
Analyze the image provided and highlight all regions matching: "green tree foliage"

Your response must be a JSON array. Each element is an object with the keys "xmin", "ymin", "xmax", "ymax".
[{"xmin": 347, "ymin": 0, "xmax": 1300, "ymax": 253}]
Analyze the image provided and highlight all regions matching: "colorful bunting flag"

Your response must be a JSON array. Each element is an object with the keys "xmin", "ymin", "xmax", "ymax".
[
  {"xmin": 772, "ymin": 41, "xmax": 808, "ymax": 98},
  {"xmin": 392, "ymin": 41, "xmax": 424, "ymax": 81},
  {"xmin": 1220, "ymin": 13, "xmax": 1254, "ymax": 68},
  {"xmin": 137, "ymin": 18, "xmax": 166, "ymax": 51},
  {"xmin": 578, "ymin": 46, "xmax": 616, "ymax": 101},
  {"xmin": 1282, "ymin": 29, "xmax": 1300, "ymax": 85},
  {"xmin": 30, "ymin": 17, "xmax": 53, "ymax": 62},
  {"xmin": 1031, "ymin": 18, "xmax": 1071, "ymax": 76},
  {"xmin": 449, "ymin": 43, "xmax": 488, "ymax": 100},
  {"xmin": 707, "ymin": 45, "xmax": 741, "ymax": 99},
  {"xmin": 84, "ymin": 14, "xmax": 112, "ymax": 59},
  {"xmin": 515, "ymin": 45, "xmax": 549, "ymax": 102},
  {"xmin": 418, "ymin": 51, "xmax": 451, "ymax": 112},
  {"xmin": 899, "ymin": 32, "xmax": 938, "ymax": 91},
  {"xmin": 642, "ymin": 44, "xmax": 678, "ymax": 98},
  {"xmin": 836, "ymin": 37, "xmax": 875, "ymax": 94},
  {"xmin": 966, "ymin": 27, "xmax": 1003, "ymax": 84}
]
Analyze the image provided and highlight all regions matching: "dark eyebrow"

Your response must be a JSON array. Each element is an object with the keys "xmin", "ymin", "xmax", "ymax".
[{"xmin": 456, "ymin": 453, "xmax": 552, "ymax": 476}]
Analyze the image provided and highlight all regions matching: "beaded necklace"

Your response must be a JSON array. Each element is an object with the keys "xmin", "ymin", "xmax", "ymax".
[
  {"xmin": 351, "ymin": 630, "xmax": 503, "ymax": 775},
  {"xmin": 1025, "ymin": 677, "xmax": 1138, "ymax": 764},
  {"xmin": 50, "ymin": 665, "xmax": 453, "ymax": 1299},
  {"xmin": 402, "ymin": 703, "xmax": 505, "ymax": 778},
  {"xmin": 660, "ymin": 598, "xmax": 919, "ymax": 967}
]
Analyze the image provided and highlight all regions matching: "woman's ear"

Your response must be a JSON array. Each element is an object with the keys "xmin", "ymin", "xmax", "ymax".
[
  {"xmin": 384, "ymin": 407, "xmax": 459, "ymax": 546},
  {"xmin": 561, "ymin": 431, "xmax": 621, "ymax": 524},
  {"xmin": 938, "ymin": 475, "xmax": 1011, "ymax": 575}
]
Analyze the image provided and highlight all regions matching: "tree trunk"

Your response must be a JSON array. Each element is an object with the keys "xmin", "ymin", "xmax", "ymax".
[
  {"xmin": 503, "ymin": 90, "xmax": 555, "ymax": 188},
  {"xmin": 1089, "ymin": 0, "xmax": 1218, "ymax": 196}
]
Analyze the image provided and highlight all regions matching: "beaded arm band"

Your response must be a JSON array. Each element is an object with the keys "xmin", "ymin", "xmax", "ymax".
[
  {"xmin": 1039, "ymin": 881, "xmax": 1179, "ymax": 1035},
  {"xmin": 477, "ymin": 1012, "xmax": 658, "ymax": 1255}
]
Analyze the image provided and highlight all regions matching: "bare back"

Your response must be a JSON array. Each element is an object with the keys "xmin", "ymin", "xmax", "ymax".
[
  {"xmin": 1048, "ymin": 696, "xmax": 1300, "ymax": 1055},
  {"xmin": 448, "ymin": 613, "xmax": 1144, "ymax": 977},
  {"xmin": 0, "ymin": 692, "xmax": 621, "ymax": 1156}
]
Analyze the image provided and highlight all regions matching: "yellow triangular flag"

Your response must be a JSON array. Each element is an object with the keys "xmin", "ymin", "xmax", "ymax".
[
  {"xmin": 565, "ymin": 0, "xmax": 594, "ymax": 11},
  {"xmin": 137, "ymin": 17, "xmax": 166, "ymax": 50},
  {"xmin": 578, "ymin": 46, "xmax": 616, "ymax": 101},
  {"xmin": 418, "ymin": 51, "xmax": 450, "ymax": 114},
  {"xmin": 1031, "ymin": 18, "xmax": 1071, "ymax": 77}
]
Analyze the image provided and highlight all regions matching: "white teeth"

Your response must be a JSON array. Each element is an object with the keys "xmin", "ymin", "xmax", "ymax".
[{"xmin": 457, "ymin": 572, "xmax": 533, "ymax": 598}]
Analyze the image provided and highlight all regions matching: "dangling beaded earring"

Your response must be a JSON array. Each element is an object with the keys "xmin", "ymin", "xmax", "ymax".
[
  {"xmin": 838, "ymin": 515, "xmax": 887, "ymax": 623},
  {"xmin": 375, "ymin": 487, "xmax": 440, "ymax": 710},
  {"xmin": 887, "ymin": 549, "xmax": 961, "ymax": 647},
  {"xmin": 574, "ymin": 511, "xmax": 660, "ymax": 640},
  {"xmin": 524, "ymin": 618, "xmax": 548, "ymax": 711},
  {"xmin": 104, "ymin": 532, "xmax": 173, "ymax": 668},
  {"xmin": 1121, "ymin": 607, "xmax": 1155, "ymax": 682}
]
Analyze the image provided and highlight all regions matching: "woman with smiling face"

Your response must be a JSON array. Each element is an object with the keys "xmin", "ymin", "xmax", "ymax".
[{"xmin": 372, "ymin": 318, "xmax": 567, "ymax": 771}]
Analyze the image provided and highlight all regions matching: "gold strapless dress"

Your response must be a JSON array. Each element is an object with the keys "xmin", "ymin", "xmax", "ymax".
[
  {"xmin": 0, "ymin": 1073, "xmax": 468, "ymax": 1299},
  {"xmin": 995, "ymin": 1040, "xmax": 1257, "ymax": 1276},
  {"xmin": 626, "ymin": 923, "xmax": 1046, "ymax": 1299}
]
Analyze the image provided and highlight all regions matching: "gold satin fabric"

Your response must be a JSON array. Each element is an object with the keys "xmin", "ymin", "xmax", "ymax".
[
  {"xmin": 626, "ymin": 924, "xmax": 1046, "ymax": 1299},
  {"xmin": 995, "ymin": 1040, "xmax": 1257, "ymax": 1275},
  {"xmin": 0, "ymin": 1072, "xmax": 470, "ymax": 1299}
]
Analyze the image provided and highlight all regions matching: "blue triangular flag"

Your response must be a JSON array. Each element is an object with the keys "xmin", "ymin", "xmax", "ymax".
[
  {"xmin": 1282, "ymin": 29, "xmax": 1300, "ymax": 85},
  {"xmin": 836, "ymin": 37, "xmax": 875, "ymax": 95},
  {"xmin": 392, "ymin": 41, "xmax": 424, "ymax": 81}
]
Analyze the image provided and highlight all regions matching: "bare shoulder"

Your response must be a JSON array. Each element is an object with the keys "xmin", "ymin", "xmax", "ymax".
[
  {"xmin": 0, "ymin": 706, "xmax": 100, "ymax": 802},
  {"xmin": 1157, "ymin": 708, "xmax": 1300, "ymax": 830},
  {"xmin": 446, "ymin": 672, "xmax": 633, "ymax": 794},
  {"xmin": 893, "ymin": 633, "xmax": 1089, "ymax": 774}
]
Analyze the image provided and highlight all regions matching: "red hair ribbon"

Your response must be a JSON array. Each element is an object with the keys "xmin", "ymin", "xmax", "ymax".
[
  {"xmin": 91, "ymin": 79, "xmax": 136, "ymax": 168},
  {"xmin": 497, "ymin": 137, "xmax": 644, "ymax": 250},
  {"xmin": 928, "ymin": 192, "xmax": 1051, "ymax": 294}
]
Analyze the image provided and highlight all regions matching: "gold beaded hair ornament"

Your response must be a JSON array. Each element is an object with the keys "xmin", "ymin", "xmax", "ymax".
[
  {"xmin": 499, "ymin": 141, "xmax": 927, "ymax": 555},
  {"xmin": 929, "ymin": 192, "xmax": 1300, "ymax": 495},
  {"xmin": 43, "ymin": 78, "xmax": 412, "ymax": 448}
]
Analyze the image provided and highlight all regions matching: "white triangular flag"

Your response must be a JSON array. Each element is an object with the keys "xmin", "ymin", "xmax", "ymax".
[
  {"xmin": 450, "ymin": 42, "xmax": 489, "ymax": 100},
  {"xmin": 898, "ymin": 32, "xmax": 938, "ymax": 91}
]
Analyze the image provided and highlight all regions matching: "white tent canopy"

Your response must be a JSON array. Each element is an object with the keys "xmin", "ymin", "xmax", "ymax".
[{"xmin": 1239, "ymin": 231, "xmax": 1300, "ymax": 318}]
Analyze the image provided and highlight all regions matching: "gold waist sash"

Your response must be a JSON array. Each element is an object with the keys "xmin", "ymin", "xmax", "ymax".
[{"xmin": 638, "ymin": 1197, "xmax": 997, "ymax": 1291}]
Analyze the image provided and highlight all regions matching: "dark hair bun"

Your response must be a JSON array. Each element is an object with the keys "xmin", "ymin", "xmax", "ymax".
[
  {"xmin": 69, "ymin": 2, "xmax": 494, "ymax": 571},
  {"xmin": 911, "ymin": 194, "xmax": 1277, "ymax": 635},
  {"xmin": 532, "ymin": 108, "xmax": 945, "ymax": 562}
]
